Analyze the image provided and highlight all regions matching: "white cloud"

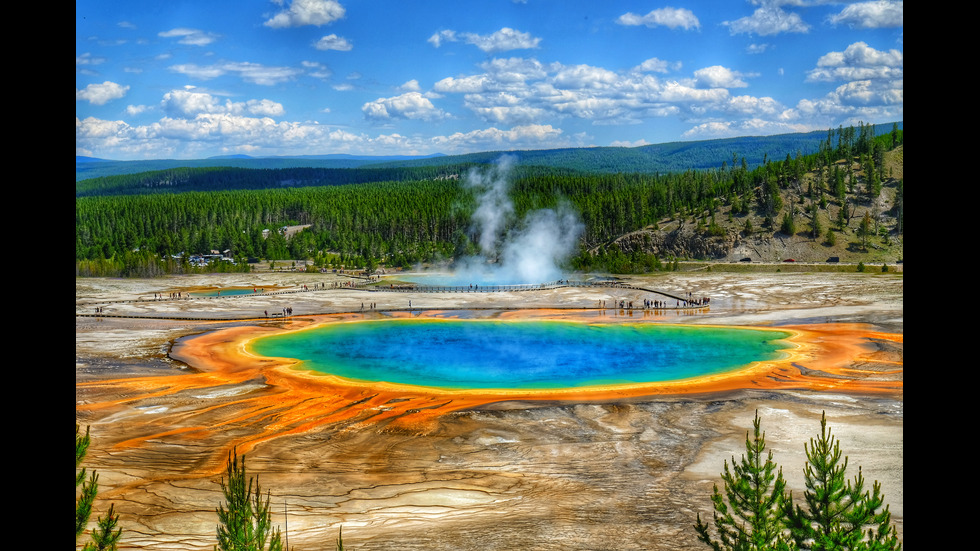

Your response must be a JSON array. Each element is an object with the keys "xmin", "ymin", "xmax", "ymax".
[
  {"xmin": 160, "ymin": 89, "xmax": 285, "ymax": 118},
  {"xmin": 77, "ymin": 114, "xmax": 579, "ymax": 159},
  {"xmin": 362, "ymin": 92, "xmax": 448, "ymax": 121},
  {"xmin": 610, "ymin": 138, "xmax": 651, "ymax": 147},
  {"xmin": 725, "ymin": 95, "xmax": 783, "ymax": 116},
  {"xmin": 431, "ymin": 57, "xmax": 770, "ymax": 126},
  {"xmin": 76, "ymin": 53, "xmax": 106, "ymax": 66},
  {"xmin": 126, "ymin": 104, "xmax": 150, "ymax": 116},
  {"xmin": 692, "ymin": 66, "xmax": 753, "ymax": 88},
  {"xmin": 829, "ymin": 1, "xmax": 903, "ymax": 29},
  {"xmin": 264, "ymin": 0, "xmax": 345, "ymax": 28},
  {"xmin": 617, "ymin": 7, "xmax": 701, "ymax": 30},
  {"xmin": 169, "ymin": 61, "xmax": 304, "ymax": 85},
  {"xmin": 806, "ymin": 42, "xmax": 903, "ymax": 82},
  {"xmin": 466, "ymin": 28, "xmax": 541, "ymax": 53},
  {"xmin": 778, "ymin": 42, "xmax": 903, "ymax": 128},
  {"xmin": 302, "ymin": 60, "xmax": 333, "ymax": 79},
  {"xmin": 429, "ymin": 28, "xmax": 541, "ymax": 53},
  {"xmin": 76, "ymin": 81, "xmax": 130, "ymax": 105},
  {"xmin": 724, "ymin": 3, "xmax": 810, "ymax": 36},
  {"xmin": 432, "ymin": 124, "xmax": 565, "ymax": 151},
  {"xmin": 314, "ymin": 34, "xmax": 352, "ymax": 51},
  {"xmin": 158, "ymin": 28, "xmax": 219, "ymax": 46},
  {"xmin": 428, "ymin": 30, "xmax": 457, "ymax": 48},
  {"xmin": 682, "ymin": 119, "xmax": 815, "ymax": 140},
  {"xmin": 633, "ymin": 57, "xmax": 681, "ymax": 73}
]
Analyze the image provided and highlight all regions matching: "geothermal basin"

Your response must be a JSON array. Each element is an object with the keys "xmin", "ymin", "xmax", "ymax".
[{"xmin": 76, "ymin": 272, "xmax": 903, "ymax": 550}]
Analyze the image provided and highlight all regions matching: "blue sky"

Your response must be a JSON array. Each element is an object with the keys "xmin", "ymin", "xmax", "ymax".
[{"xmin": 76, "ymin": 1, "xmax": 903, "ymax": 160}]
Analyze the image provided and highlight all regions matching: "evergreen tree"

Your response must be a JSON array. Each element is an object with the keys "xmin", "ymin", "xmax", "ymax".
[
  {"xmin": 781, "ymin": 210, "xmax": 796, "ymax": 236},
  {"xmin": 858, "ymin": 212, "xmax": 873, "ymax": 249},
  {"xmin": 77, "ymin": 424, "xmax": 98, "ymax": 539},
  {"xmin": 825, "ymin": 228, "xmax": 837, "ymax": 247},
  {"xmin": 694, "ymin": 411, "xmax": 792, "ymax": 551},
  {"xmin": 78, "ymin": 424, "xmax": 122, "ymax": 549},
  {"xmin": 83, "ymin": 503, "xmax": 122, "ymax": 551},
  {"xmin": 216, "ymin": 449, "xmax": 284, "ymax": 551},
  {"xmin": 810, "ymin": 203, "xmax": 822, "ymax": 240},
  {"xmin": 782, "ymin": 412, "xmax": 901, "ymax": 550}
]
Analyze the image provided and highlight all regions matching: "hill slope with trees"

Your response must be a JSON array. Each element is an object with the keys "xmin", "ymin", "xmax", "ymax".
[{"xmin": 75, "ymin": 123, "xmax": 903, "ymax": 277}]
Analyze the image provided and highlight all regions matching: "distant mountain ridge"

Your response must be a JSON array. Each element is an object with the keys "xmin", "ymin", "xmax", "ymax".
[{"xmin": 76, "ymin": 123, "xmax": 901, "ymax": 181}]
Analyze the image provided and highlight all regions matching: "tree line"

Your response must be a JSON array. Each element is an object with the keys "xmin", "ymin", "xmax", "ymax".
[{"xmin": 75, "ymin": 123, "xmax": 902, "ymax": 277}]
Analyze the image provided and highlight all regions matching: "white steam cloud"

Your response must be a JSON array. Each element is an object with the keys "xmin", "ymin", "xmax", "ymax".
[{"xmin": 451, "ymin": 156, "xmax": 583, "ymax": 284}]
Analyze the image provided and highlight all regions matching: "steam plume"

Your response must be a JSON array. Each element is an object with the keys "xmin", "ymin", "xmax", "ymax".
[{"xmin": 452, "ymin": 156, "xmax": 583, "ymax": 284}]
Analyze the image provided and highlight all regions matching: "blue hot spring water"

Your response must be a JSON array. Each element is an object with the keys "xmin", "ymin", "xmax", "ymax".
[
  {"xmin": 249, "ymin": 320, "xmax": 791, "ymax": 390},
  {"xmin": 191, "ymin": 288, "xmax": 258, "ymax": 297}
]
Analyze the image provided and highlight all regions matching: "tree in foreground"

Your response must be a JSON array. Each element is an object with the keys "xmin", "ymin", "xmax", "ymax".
[
  {"xmin": 782, "ymin": 412, "xmax": 901, "ymax": 551},
  {"xmin": 77, "ymin": 424, "xmax": 122, "ymax": 550},
  {"xmin": 77, "ymin": 424, "xmax": 98, "ymax": 538},
  {"xmin": 694, "ymin": 410, "xmax": 793, "ymax": 551},
  {"xmin": 215, "ymin": 449, "xmax": 284, "ymax": 551},
  {"xmin": 84, "ymin": 503, "xmax": 123, "ymax": 551}
]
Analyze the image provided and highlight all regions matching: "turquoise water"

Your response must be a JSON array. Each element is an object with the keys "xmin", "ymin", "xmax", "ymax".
[
  {"xmin": 249, "ymin": 320, "xmax": 790, "ymax": 390},
  {"xmin": 192, "ymin": 288, "xmax": 260, "ymax": 297}
]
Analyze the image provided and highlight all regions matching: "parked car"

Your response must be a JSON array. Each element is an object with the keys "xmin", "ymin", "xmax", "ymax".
[
  {"xmin": 739, "ymin": 257, "xmax": 752, "ymax": 262},
  {"xmin": 826, "ymin": 256, "xmax": 840, "ymax": 263},
  {"xmin": 783, "ymin": 258, "xmax": 796, "ymax": 262}
]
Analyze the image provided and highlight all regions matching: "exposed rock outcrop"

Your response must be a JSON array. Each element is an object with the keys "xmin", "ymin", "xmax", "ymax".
[{"xmin": 602, "ymin": 225, "xmax": 739, "ymax": 260}]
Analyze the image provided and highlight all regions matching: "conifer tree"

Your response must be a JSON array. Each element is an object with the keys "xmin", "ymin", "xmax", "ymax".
[
  {"xmin": 216, "ymin": 449, "xmax": 284, "ymax": 551},
  {"xmin": 78, "ymin": 424, "xmax": 122, "ymax": 550},
  {"xmin": 77, "ymin": 424, "xmax": 98, "ymax": 539},
  {"xmin": 83, "ymin": 503, "xmax": 122, "ymax": 551},
  {"xmin": 694, "ymin": 410, "xmax": 792, "ymax": 551},
  {"xmin": 782, "ymin": 412, "xmax": 901, "ymax": 550}
]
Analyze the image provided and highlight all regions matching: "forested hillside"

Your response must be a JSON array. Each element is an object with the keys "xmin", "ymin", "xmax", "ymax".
[{"xmin": 75, "ymin": 123, "xmax": 903, "ymax": 277}]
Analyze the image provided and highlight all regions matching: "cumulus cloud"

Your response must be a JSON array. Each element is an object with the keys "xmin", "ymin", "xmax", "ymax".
[
  {"xmin": 682, "ymin": 118, "xmax": 815, "ymax": 140},
  {"xmin": 617, "ymin": 7, "xmax": 701, "ymax": 30},
  {"xmin": 773, "ymin": 41, "xmax": 903, "ymax": 129},
  {"xmin": 724, "ymin": 2, "xmax": 810, "ymax": 36},
  {"xmin": 400, "ymin": 79, "xmax": 421, "ymax": 92},
  {"xmin": 77, "ymin": 106, "xmax": 579, "ymax": 159},
  {"xmin": 126, "ymin": 104, "xmax": 150, "ymax": 116},
  {"xmin": 314, "ymin": 34, "xmax": 352, "ymax": 51},
  {"xmin": 158, "ymin": 28, "xmax": 219, "ymax": 46},
  {"xmin": 828, "ymin": 1, "xmax": 903, "ymax": 29},
  {"xmin": 76, "ymin": 81, "xmax": 130, "ymax": 105},
  {"xmin": 692, "ymin": 66, "xmax": 753, "ymax": 88},
  {"xmin": 431, "ymin": 124, "xmax": 566, "ymax": 152},
  {"xmin": 431, "ymin": 57, "xmax": 759, "ymax": 126},
  {"xmin": 362, "ymin": 91, "xmax": 448, "ymax": 121},
  {"xmin": 160, "ymin": 89, "xmax": 285, "ymax": 117},
  {"xmin": 633, "ymin": 57, "xmax": 681, "ymax": 73},
  {"xmin": 805, "ymin": 42, "xmax": 903, "ymax": 82},
  {"xmin": 429, "ymin": 27, "xmax": 541, "ymax": 53},
  {"xmin": 264, "ymin": 0, "xmax": 345, "ymax": 28}
]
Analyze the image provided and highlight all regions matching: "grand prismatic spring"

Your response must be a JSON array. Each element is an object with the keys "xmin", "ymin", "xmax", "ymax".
[
  {"xmin": 75, "ymin": 272, "xmax": 903, "ymax": 550},
  {"xmin": 249, "ymin": 320, "xmax": 791, "ymax": 390}
]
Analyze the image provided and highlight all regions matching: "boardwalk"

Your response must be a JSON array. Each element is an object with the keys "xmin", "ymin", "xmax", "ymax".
[{"xmin": 75, "ymin": 277, "xmax": 711, "ymax": 321}]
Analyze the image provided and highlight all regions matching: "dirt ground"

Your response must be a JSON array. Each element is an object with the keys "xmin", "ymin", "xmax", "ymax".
[{"xmin": 76, "ymin": 270, "xmax": 902, "ymax": 550}]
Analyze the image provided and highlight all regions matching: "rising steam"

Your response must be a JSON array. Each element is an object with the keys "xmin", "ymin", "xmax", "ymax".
[{"xmin": 451, "ymin": 156, "xmax": 583, "ymax": 284}]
